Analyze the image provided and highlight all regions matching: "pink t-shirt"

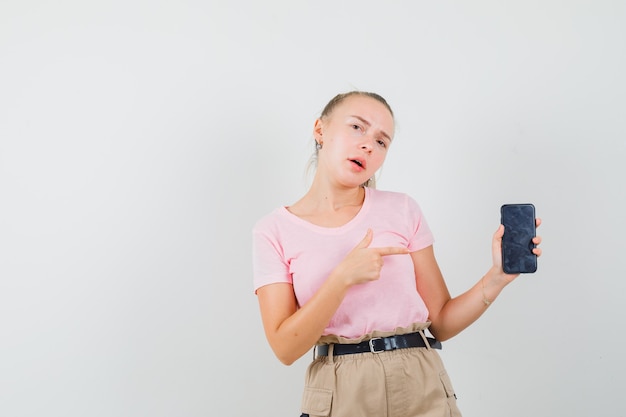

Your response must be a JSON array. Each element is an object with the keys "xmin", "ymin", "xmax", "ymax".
[{"xmin": 252, "ymin": 187, "xmax": 434, "ymax": 339}]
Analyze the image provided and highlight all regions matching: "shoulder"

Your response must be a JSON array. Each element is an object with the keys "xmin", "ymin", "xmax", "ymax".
[
  {"xmin": 366, "ymin": 187, "xmax": 427, "ymax": 219},
  {"xmin": 253, "ymin": 207, "xmax": 287, "ymax": 234},
  {"xmin": 367, "ymin": 187, "xmax": 418, "ymax": 206}
]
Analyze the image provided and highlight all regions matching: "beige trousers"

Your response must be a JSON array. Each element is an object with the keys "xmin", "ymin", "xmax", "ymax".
[{"xmin": 301, "ymin": 324, "xmax": 462, "ymax": 417}]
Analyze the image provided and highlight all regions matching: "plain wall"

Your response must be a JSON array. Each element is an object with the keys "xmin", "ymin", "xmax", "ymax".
[{"xmin": 1, "ymin": 1, "xmax": 625, "ymax": 416}]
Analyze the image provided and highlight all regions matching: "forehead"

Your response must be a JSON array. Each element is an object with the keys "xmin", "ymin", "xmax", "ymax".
[
  {"xmin": 333, "ymin": 94, "xmax": 390, "ymax": 114},
  {"xmin": 331, "ymin": 95, "xmax": 395, "ymax": 133}
]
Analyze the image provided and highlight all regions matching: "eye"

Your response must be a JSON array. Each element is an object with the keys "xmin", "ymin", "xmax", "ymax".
[
  {"xmin": 351, "ymin": 124, "xmax": 362, "ymax": 131},
  {"xmin": 377, "ymin": 139, "xmax": 387, "ymax": 148}
]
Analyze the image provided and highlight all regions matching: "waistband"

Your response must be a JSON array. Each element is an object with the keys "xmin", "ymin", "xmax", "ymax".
[{"xmin": 316, "ymin": 332, "xmax": 441, "ymax": 356}]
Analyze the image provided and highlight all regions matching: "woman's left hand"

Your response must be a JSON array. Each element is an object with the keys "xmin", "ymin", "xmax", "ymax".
[{"xmin": 492, "ymin": 218, "xmax": 543, "ymax": 281}]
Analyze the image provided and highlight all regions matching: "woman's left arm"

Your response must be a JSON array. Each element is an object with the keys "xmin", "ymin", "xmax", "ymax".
[{"xmin": 413, "ymin": 219, "xmax": 542, "ymax": 341}]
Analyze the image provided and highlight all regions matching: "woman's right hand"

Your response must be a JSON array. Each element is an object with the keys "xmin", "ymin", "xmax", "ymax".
[
  {"xmin": 331, "ymin": 228, "xmax": 410, "ymax": 286},
  {"xmin": 257, "ymin": 229, "xmax": 409, "ymax": 365}
]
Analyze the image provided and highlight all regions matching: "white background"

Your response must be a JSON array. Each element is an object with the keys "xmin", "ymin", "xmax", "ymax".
[{"xmin": 1, "ymin": 1, "xmax": 625, "ymax": 416}]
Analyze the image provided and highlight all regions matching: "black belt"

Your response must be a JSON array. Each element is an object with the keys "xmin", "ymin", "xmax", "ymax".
[{"xmin": 316, "ymin": 332, "xmax": 441, "ymax": 356}]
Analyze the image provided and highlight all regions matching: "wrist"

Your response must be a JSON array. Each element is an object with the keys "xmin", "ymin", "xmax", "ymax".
[
  {"xmin": 481, "ymin": 275, "xmax": 492, "ymax": 306},
  {"xmin": 480, "ymin": 268, "xmax": 509, "ymax": 307},
  {"xmin": 487, "ymin": 266, "xmax": 513, "ymax": 287},
  {"xmin": 327, "ymin": 270, "xmax": 354, "ymax": 294}
]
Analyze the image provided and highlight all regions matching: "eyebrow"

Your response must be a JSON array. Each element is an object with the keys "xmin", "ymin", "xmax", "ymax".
[{"xmin": 350, "ymin": 115, "xmax": 392, "ymax": 142}]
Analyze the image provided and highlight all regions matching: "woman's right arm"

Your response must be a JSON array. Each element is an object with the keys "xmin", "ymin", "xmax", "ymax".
[
  {"xmin": 256, "ymin": 279, "xmax": 350, "ymax": 365},
  {"xmin": 256, "ymin": 229, "xmax": 409, "ymax": 365}
]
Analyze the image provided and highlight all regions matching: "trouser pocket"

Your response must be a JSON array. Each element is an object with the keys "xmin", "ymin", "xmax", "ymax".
[
  {"xmin": 301, "ymin": 387, "xmax": 333, "ymax": 417},
  {"xmin": 439, "ymin": 370, "xmax": 462, "ymax": 417}
]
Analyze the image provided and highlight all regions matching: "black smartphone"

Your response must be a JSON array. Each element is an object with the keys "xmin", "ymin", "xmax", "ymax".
[{"xmin": 500, "ymin": 203, "xmax": 537, "ymax": 274}]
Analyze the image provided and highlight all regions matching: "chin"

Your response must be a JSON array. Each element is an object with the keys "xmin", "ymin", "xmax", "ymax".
[{"xmin": 339, "ymin": 179, "xmax": 367, "ymax": 189}]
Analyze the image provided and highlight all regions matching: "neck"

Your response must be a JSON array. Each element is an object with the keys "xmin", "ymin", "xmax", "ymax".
[{"xmin": 304, "ymin": 181, "xmax": 365, "ymax": 211}]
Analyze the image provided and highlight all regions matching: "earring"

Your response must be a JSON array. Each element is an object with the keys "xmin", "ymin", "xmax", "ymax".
[{"xmin": 316, "ymin": 141, "xmax": 322, "ymax": 150}]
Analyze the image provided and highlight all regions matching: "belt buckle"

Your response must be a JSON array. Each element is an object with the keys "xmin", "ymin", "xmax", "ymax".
[{"xmin": 368, "ymin": 337, "xmax": 384, "ymax": 353}]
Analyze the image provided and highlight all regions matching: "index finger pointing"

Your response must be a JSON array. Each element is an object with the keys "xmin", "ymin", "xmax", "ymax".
[{"xmin": 376, "ymin": 247, "xmax": 411, "ymax": 256}]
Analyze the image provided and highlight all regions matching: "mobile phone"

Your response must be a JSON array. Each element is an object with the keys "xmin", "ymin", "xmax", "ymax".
[{"xmin": 500, "ymin": 203, "xmax": 537, "ymax": 274}]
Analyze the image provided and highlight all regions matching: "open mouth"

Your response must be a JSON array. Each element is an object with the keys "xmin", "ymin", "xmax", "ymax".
[{"xmin": 351, "ymin": 159, "xmax": 365, "ymax": 169}]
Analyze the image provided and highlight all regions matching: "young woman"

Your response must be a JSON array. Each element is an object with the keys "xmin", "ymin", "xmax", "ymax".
[{"xmin": 252, "ymin": 91, "xmax": 542, "ymax": 417}]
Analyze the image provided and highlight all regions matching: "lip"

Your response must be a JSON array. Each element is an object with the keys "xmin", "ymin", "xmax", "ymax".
[{"xmin": 349, "ymin": 157, "xmax": 367, "ymax": 171}]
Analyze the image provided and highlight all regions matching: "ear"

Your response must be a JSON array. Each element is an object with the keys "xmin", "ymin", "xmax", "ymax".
[{"xmin": 313, "ymin": 118, "xmax": 324, "ymax": 142}]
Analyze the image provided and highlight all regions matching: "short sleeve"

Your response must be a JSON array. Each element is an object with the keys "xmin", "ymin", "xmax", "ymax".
[
  {"xmin": 252, "ymin": 217, "xmax": 292, "ymax": 293},
  {"xmin": 405, "ymin": 195, "xmax": 434, "ymax": 252}
]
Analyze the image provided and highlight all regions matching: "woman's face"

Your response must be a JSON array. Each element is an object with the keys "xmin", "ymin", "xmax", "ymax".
[{"xmin": 314, "ymin": 95, "xmax": 395, "ymax": 188}]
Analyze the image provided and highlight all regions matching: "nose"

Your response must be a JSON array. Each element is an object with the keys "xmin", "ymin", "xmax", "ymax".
[{"xmin": 360, "ymin": 137, "xmax": 374, "ymax": 152}]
